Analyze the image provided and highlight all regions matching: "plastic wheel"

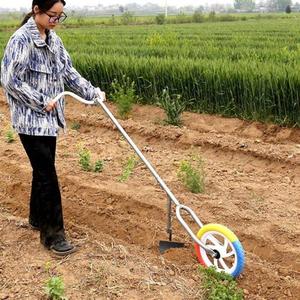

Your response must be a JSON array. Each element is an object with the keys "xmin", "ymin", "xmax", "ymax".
[{"xmin": 194, "ymin": 223, "xmax": 245, "ymax": 278}]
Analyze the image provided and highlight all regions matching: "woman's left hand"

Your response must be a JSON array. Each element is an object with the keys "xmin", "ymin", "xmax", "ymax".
[
  {"xmin": 45, "ymin": 99, "xmax": 57, "ymax": 112},
  {"xmin": 95, "ymin": 88, "xmax": 106, "ymax": 103}
]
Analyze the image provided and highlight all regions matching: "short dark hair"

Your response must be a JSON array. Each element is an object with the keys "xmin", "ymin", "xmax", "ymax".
[{"xmin": 21, "ymin": 0, "xmax": 66, "ymax": 26}]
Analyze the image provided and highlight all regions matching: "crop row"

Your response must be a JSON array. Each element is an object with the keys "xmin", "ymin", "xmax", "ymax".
[{"xmin": 1, "ymin": 17, "xmax": 300, "ymax": 125}]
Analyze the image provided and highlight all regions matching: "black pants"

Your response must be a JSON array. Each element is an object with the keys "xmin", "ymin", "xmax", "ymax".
[{"xmin": 19, "ymin": 134, "xmax": 65, "ymax": 247}]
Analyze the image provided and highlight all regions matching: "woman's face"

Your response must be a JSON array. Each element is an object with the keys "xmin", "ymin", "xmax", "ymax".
[{"xmin": 34, "ymin": 2, "xmax": 65, "ymax": 31}]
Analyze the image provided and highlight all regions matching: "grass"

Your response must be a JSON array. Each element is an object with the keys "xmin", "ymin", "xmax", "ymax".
[
  {"xmin": 94, "ymin": 159, "xmax": 104, "ymax": 173},
  {"xmin": 70, "ymin": 121, "xmax": 81, "ymax": 131},
  {"xmin": 45, "ymin": 276, "xmax": 67, "ymax": 300},
  {"xmin": 118, "ymin": 155, "xmax": 139, "ymax": 182},
  {"xmin": 78, "ymin": 147, "xmax": 104, "ymax": 172},
  {"xmin": 177, "ymin": 156, "xmax": 205, "ymax": 193},
  {"xmin": 5, "ymin": 129, "xmax": 15, "ymax": 143},
  {"xmin": 159, "ymin": 88, "xmax": 185, "ymax": 126},
  {"xmin": 44, "ymin": 262, "xmax": 68, "ymax": 300},
  {"xmin": 78, "ymin": 147, "xmax": 92, "ymax": 172},
  {"xmin": 199, "ymin": 266, "xmax": 243, "ymax": 300},
  {"xmin": 0, "ymin": 12, "xmax": 295, "ymax": 30},
  {"xmin": 110, "ymin": 75, "xmax": 138, "ymax": 119}
]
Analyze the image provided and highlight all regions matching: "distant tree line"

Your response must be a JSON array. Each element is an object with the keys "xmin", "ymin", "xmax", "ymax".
[
  {"xmin": 234, "ymin": 0, "xmax": 294, "ymax": 12},
  {"xmin": 1, "ymin": 0, "xmax": 299, "ymax": 16}
]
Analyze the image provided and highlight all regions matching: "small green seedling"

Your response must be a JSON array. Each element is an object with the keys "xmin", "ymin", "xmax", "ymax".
[
  {"xmin": 110, "ymin": 75, "xmax": 138, "ymax": 119},
  {"xmin": 78, "ymin": 147, "xmax": 104, "ymax": 173},
  {"xmin": 70, "ymin": 121, "xmax": 81, "ymax": 131},
  {"xmin": 5, "ymin": 129, "xmax": 15, "ymax": 143},
  {"xmin": 44, "ymin": 262, "xmax": 68, "ymax": 300},
  {"xmin": 177, "ymin": 156, "xmax": 205, "ymax": 193},
  {"xmin": 79, "ymin": 147, "xmax": 92, "ymax": 172},
  {"xmin": 94, "ymin": 159, "xmax": 104, "ymax": 173},
  {"xmin": 118, "ymin": 156, "xmax": 138, "ymax": 182},
  {"xmin": 45, "ymin": 276, "xmax": 67, "ymax": 300}
]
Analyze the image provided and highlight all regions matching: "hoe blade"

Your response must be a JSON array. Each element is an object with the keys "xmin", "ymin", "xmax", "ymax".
[{"xmin": 159, "ymin": 240, "xmax": 185, "ymax": 254}]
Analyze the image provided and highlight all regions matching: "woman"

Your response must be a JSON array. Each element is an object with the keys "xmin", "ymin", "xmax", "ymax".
[{"xmin": 1, "ymin": 0, "xmax": 105, "ymax": 255}]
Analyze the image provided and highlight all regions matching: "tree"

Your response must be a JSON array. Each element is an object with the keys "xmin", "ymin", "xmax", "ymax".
[
  {"xmin": 234, "ymin": 0, "xmax": 256, "ymax": 10},
  {"xmin": 121, "ymin": 11, "xmax": 134, "ymax": 25},
  {"xmin": 266, "ymin": 0, "xmax": 292, "ymax": 11},
  {"xmin": 195, "ymin": 6, "xmax": 205, "ymax": 13},
  {"xmin": 155, "ymin": 13, "xmax": 166, "ymax": 25},
  {"xmin": 294, "ymin": 2, "xmax": 300, "ymax": 11},
  {"xmin": 193, "ymin": 11, "xmax": 205, "ymax": 23}
]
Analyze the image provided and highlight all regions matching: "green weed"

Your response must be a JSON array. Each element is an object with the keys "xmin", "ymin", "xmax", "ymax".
[
  {"xmin": 159, "ymin": 88, "xmax": 185, "ymax": 126},
  {"xmin": 5, "ymin": 129, "xmax": 15, "ymax": 143},
  {"xmin": 70, "ymin": 121, "xmax": 81, "ymax": 131},
  {"xmin": 44, "ymin": 262, "xmax": 67, "ymax": 300},
  {"xmin": 45, "ymin": 276, "xmax": 67, "ymax": 300},
  {"xmin": 110, "ymin": 75, "xmax": 138, "ymax": 119},
  {"xmin": 79, "ymin": 148, "xmax": 92, "ymax": 172},
  {"xmin": 177, "ymin": 156, "xmax": 205, "ymax": 193},
  {"xmin": 118, "ymin": 156, "xmax": 138, "ymax": 182},
  {"xmin": 94, "ymin": 159, "xmax": 104, "ymax": 173},
  {"xmin": 78, "ymin": 147, "xmax": 104, "ymax": 173},
  {"xmin": 199, "ymin": 266, "xmax": 243, "ymax": 300}
]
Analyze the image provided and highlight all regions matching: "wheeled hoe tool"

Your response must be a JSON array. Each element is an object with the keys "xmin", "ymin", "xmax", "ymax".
[{"xmin": 52, "ymin": 91, "xmax": 245, "ymax": 278}]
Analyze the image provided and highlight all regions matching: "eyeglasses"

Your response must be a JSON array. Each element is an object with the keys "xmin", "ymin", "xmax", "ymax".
[{"xmin": 44, "ymin": 11, "xmax": 67, "ymax": 24}]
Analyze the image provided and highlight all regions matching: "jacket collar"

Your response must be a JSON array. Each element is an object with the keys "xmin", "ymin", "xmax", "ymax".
[{"xmin": 26, "ymin": 17, "xmax": 55, "ymax": 52}]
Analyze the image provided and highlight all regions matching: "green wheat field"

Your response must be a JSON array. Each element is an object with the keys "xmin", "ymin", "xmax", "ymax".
[{"xmin": 1, "ymin": 13, "xmax": 300, "ymax": 126}]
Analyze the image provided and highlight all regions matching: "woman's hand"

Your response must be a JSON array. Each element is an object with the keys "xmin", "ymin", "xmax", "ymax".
[
  {"xmin": 45, "ymin": 100, "xmax": 57, "ymax": 112},
  {"xmin": 95, "ymin": 87, "xmax": 106, "ymax": 102}
]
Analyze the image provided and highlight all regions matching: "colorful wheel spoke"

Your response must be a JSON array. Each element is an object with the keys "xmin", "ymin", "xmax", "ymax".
[
  {"xmin": 213, "ymin": 258, "xmax": 219, "ymax": 268},
  {"xmin": 194, "ymin": 224, "xmax": 245, "ymax": 278},
  {"xmin": 219, "ymin": 258, "xmax": 230, "ymax": 271},
  {"xmin": 207, "ymin": 234, "xmax": 222, "ymax": 247},
  {"xmin": 224, "ymin": 250, "xmax": 235, "ymax": 258}
]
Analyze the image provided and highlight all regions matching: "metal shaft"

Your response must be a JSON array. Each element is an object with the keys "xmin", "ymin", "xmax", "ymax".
[
  {"xmin": 167, "ymin": 197, "xmax": 172, "ymax": 241},
  {"xmin": 51, "ymin": 92, "xmax": 217, "ymax": 256}
]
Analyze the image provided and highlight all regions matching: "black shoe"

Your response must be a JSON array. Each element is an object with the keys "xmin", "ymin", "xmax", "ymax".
[
  {"xmin": 49, "ymin": 239, "xmax": 77, "ymax": 256},
  {"xmin": 29, "ymin": 221, "xmax": 40, "ymax": 231}
]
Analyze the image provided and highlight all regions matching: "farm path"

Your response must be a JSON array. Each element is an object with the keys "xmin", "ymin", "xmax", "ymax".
[{"xmin": 0, "ymin": 90, "xmax": 299, "ymax": 299}]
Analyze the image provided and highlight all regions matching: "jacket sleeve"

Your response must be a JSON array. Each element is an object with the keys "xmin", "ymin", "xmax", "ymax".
[
  {"xmin": 0, "ymin": 35, "xmax": 51, "ymax": 114},
  {"xmin": 59, "ymin": 39, "xmax": 98, "ymax": 101}
]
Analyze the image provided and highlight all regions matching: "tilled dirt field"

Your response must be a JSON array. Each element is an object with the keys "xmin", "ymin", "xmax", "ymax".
[{"xmin": 0, "ymin": 89, "xmax": 299, "ymax": 299}]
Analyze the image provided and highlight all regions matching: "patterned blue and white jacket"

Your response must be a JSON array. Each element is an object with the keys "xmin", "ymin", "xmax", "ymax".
[{"xmin": 1, "ymin": 17, "xmax": 99, "ymax": 136}]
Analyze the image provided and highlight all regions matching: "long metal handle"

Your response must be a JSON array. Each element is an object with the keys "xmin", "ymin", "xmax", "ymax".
[
  {"xmin": 53, "ymin": 92, "xmax": 216, "ymax": 255},
  {"xmin": 52, "ymin": 91, "xmax": 95, "ymax": 105},
  {"xmin": 53, "ymin": 92, "xmax": 179, "ymax": 204}
]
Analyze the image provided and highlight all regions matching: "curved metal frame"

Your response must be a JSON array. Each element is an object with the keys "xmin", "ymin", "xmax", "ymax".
[{"xmin": 52, "ymin": 91, "xmax": 216, "ymax": 257}]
